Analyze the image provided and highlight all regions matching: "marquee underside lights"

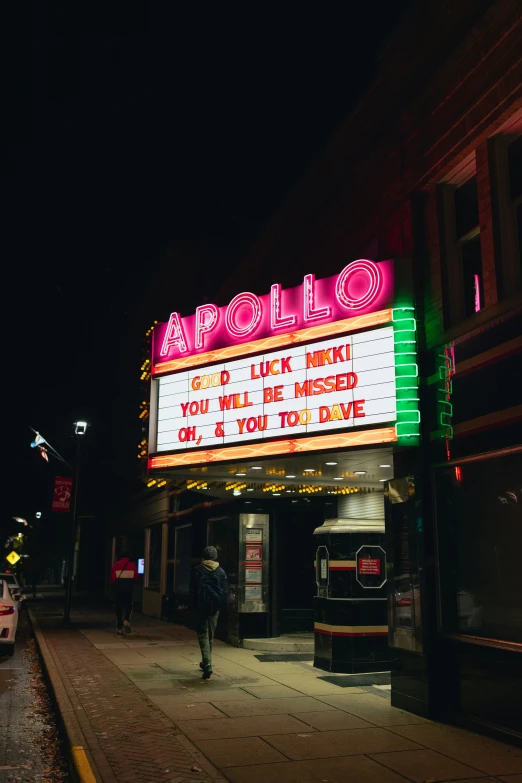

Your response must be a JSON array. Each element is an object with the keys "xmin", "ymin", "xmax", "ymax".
[{"xmin": 148, "ymin": 259, "xmax": 420, "ymax": 471}]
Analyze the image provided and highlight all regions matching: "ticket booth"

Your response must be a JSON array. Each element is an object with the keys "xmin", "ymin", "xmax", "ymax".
[{"xmin": 313, "ymin": 517, "xmax": 389, "ymax": 673}]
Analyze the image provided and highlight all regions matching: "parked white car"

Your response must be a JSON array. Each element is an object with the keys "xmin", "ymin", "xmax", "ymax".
[
  {"xmin": 0, "ymin": 573, "xmax": 23, "ymax": 602},
  {"xmin": 0, "ymin": 579, "xmax": 19, "ymax": 657}
]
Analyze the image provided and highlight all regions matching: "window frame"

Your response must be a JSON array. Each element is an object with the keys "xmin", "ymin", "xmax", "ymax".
[
  {"xmin": 487, "ymin": 133, "xmax": 522, "ymax": 298},
  {"xmin": 438, "ymin": 155, "xmax": 486, "ymax": 327}
]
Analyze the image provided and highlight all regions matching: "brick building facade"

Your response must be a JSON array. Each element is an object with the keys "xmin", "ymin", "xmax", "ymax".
[
  {"xmin": 208, "ymin": 0, "xmax": 522, "ymax": 740},
  {"xmin": 116, "ymin": 0, "xmax": 522, "ymax": 743}
]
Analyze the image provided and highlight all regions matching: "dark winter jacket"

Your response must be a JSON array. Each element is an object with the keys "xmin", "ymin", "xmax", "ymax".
[{"xmin": 189, "ymin": 560, "xmax": 228, "ymax": 614}]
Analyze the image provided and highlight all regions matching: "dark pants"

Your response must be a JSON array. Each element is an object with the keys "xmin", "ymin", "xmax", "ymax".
[
  {"xmin": 196, "ymin": 611, "xmax": 219, "ymax": 667},
  {"xmin": 115, "ymin": 589, "xmax": 133, "ymax": 629}
]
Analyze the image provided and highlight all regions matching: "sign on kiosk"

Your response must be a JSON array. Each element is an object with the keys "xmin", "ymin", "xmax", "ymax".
[{"xmin": 149, "ymin": 259, "xmax": 420, "ymax": 468}]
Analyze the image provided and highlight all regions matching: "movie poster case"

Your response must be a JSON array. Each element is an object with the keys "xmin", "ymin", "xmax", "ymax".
[{"xmin": 238, "ymin": 514, "xmax": 269, "ymax": 613}]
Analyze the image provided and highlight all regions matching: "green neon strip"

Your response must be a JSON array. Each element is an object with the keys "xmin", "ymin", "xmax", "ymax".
[
  {"xmin": 435, "ymin": 346, "xmax": 454, "ymax": 438},
  {"xmin": 392, "ymin": 304, "xmax": 420, "ymax": 446},
  {"xmin": 393, "ymin": 329, "xmax": 416, "ymax": 341},
  {"xmin": 395, "ymin": 364, "xmax": 419, "ymax": 378}
]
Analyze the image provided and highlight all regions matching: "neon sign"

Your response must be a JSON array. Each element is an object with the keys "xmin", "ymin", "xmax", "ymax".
[
  {"xmin": 148, "ymin": 259, "xmax": 420, "ymax": 469},
  {"xmin": 154, "ymin": 259, "xmax": 393, "ymax": 369},
  {"xmin": 155, "ymin": 327, "xmax": 397, "ymax": 456}
]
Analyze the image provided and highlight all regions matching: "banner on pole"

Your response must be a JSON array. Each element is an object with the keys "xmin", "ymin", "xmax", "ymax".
[{"xmin": 52, "ymin": 476, "xmax": 73, "ymax": 512}]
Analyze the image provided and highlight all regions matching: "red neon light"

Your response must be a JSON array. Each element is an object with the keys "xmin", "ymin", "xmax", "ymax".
[
  {"xmin": 270, "ymin": 283, "xmax": 297, "ymax": 330},
  {"xmin": 336, "ymin": 259, "xmax": 382, "ymax": 310},
  {"xmin": 225, "ymin": 292, "xmax": 262, "ymax": 339},
  {"xmin": 153, "ymin": 259, "xmax": 393, "ymax": 367},
  {"xmin": 195, "ymin": 304, "xmax": 219, "ymax": 349},
  {"xmin": 149, "ymin": 427, "xmax": 397, "ymax": 469},
  {"xmin": 474, "ymin": 274, "xmax": 481, "ymax": 313},
  {"xmin": 304, "ymin": 273, "xmax": 332, "ymax": 322},
  {"xmin": 161, "ymin": 312, "xmax": 188, "ymax": 356}
]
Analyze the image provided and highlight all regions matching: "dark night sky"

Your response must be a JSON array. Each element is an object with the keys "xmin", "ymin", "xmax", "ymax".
[{"xmin": 2, "ymin": 3, "xmax": 412, "ymax": 523}]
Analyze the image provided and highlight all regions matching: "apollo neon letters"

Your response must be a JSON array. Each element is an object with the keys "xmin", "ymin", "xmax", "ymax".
[
  {"xmin": 156, "ymin": 259, "xmax": 392, "ymax": 364},
  {"xmin": 270, "ymin": 283, "xmax": 297, "ymax": 330},
  {"xmin": 195, "ymin": 304, "xmax": 218, "ymax": 349}
]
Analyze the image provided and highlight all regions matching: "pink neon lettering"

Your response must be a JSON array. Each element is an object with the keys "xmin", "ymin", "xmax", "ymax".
[
  {"xmin": 335, "ymin": 259, "xmax": 382, "ymax": 311},
  {"xmin": 161, "ymin": 312, "xmax": 188, "ymax": 355},
  {"xmin": 270, "ymin": 283, "xmax": 297, "ymax": 330},
  {"xmin": 473, "ymin": 274, "xmax": 481, "ymax": 312},
  {"xmin": 195, "ymin": 304, "xmax": 219, "ymax": 349},
  {"xmin": 303, "ymin": 274, "xmax": 332, "ymax": 322},
  {"xmin": 225, "ymin": 292, "xmax": 262, "ymax": 338}
]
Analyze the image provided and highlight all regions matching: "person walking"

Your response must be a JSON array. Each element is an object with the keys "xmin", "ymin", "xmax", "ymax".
[
  {"xmin": 110, "ymin": 551, "xmax": 138, "ymax": 635},
  {"xmin": 190, "ymin": 546, "xmax": 228, "ymax": 679}
]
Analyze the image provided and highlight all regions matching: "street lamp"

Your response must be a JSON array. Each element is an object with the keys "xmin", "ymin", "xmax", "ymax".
[
  {"xmin": 75, "ymin": 421, "xmax": 88, "ymax": 436},
  {"xmin": 63, "ymin": 421, "xmax": 88, "ymax": 626}
]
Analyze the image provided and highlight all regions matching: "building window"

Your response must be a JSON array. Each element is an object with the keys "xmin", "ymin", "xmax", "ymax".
[
  {"xmin": 435, "ymin": 452, "xmax": 522, "ymax": 645},
  {"xmin": 508, "ymin": 136, "xmax": 522, "ymax": 276},
  {"xmin": 146, "ymin": 524, "xmax": 162, "ymax": 591},
  {"xmin": 453, "ymin": 176, "xmax": 484, "ymax": 318},
  {"xmin": 439, "ymin": 157, "xmax": 486, "ymax": 327}
]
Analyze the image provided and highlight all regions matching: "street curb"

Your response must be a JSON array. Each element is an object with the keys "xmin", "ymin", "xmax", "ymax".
[{"xmin": 27, "ymin": 608, "xmax": 101, "ymax": 783}]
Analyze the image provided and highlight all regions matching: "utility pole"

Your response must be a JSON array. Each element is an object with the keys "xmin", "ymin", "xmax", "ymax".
[{"xmin": 63, "ymin": 421, "xmax": 87, "ymax": 626}]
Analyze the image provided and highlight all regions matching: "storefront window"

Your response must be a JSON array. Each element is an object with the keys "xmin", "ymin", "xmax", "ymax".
[
  {"xmin": 174, "ymin": 524, "xmax": 192, "ymax": 595},
  {"xmin": 436, "ymin": 452, "xmax": 522, "ymax": 643},
  {"xmin": 146, "ymin": 524, "xmax": 162, "ymax": 591}
]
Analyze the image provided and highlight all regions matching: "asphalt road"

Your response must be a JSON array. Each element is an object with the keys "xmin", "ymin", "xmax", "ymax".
[{"xmin": 0, "ymin": 605, "xmax": 69, "ymax": 782}]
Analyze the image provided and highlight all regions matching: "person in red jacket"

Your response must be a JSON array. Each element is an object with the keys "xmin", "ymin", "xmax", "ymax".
[{"xmin": 110, "ymin": 551, "xmax": 138, "ymax": 635}]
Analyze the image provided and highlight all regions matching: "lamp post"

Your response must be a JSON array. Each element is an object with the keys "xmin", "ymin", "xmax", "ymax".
[{"xmin": 63, "ymin": 421, "xmax": 88, "ymax": 626}]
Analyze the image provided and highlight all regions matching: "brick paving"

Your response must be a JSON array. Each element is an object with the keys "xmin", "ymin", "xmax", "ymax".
[
  {"xmin": 30, "ymin": 601, "xmax": 522, "ymax": 783},
  {"xmin": 31, "ymin": 607, "xmax": 221, "ymax": 783}
]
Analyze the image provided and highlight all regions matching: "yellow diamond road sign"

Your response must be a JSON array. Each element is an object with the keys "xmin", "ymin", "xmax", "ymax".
[{"xmin": 6, "ymin": 551, "xmax": 20, "ymax": 566}]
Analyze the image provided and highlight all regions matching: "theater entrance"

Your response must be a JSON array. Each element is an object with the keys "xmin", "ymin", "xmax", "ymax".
[
  {"xmin": 272, "ymin": 499, "xmax": 329, "ymax": 637},
  {"xmin": 169, "ymin": 447, "xmax": 394, "ymax": 649}
]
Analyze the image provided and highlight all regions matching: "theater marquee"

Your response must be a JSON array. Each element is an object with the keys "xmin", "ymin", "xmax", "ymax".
[{"xmin": 149, "ymin": 259, "xmax": 420, "ymax": 470}]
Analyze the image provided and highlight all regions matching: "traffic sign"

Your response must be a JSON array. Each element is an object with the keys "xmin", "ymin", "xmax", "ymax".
[{"xmin": 6, "ymin": 551, "xmax": 20, "ymax": 566}]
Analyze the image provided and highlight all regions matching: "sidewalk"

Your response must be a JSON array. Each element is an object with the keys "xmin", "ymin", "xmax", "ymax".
[{"xmin": 30, "ymin": 601, "xmax": 522, "ymax": 783}]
